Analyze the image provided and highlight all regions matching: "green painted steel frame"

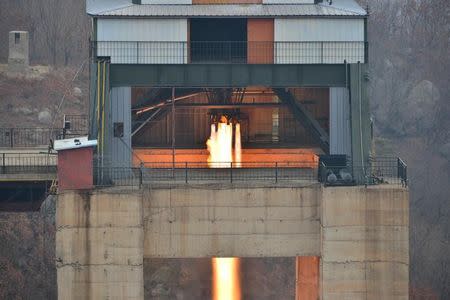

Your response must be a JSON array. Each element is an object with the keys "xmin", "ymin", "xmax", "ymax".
[{"xmin": 109, "ymin": 64, "xmax": 347, "ymax": 88}]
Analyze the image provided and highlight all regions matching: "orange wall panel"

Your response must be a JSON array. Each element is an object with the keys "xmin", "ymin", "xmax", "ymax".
[
  {"xmin": 296, "ymin": 256, "xmax": 320, "ymax": 300},
  {"xmin": 58, "ymin": 147, "xmax": 94, "ymax": 191},
  {"xmin": 248, "ymin": 19, "xmax": 274, "ymax": 64}
]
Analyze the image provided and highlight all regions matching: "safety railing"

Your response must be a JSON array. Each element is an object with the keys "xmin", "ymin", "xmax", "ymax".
[
  {"xmin": 94, "ymin": 161, "xmax": 318, "ymax": 187},
  {"xmin": 0, "ymin": 128, "xmax": 61, "ymax": 148},
  {"xmin": 319, "ymin": 156, "xmax": 408, "ymax": 187},
  {"xmin": 92, "ymin": 41, "xmax": 368, "ymax": 65},
  {"xmin": 62, "ymin": 114, "xmax": 89, "ymax": 139},
  {"xmin": 0, "ymin": 152, "xmax": 57, "ymax": 174}
]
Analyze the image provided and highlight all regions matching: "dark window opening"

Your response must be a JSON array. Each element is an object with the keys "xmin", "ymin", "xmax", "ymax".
[
  {"xmin": 114, "ymin": 122, "xmax": 124, "ymax": 138},
  {"xmin": 15, "ymin": 33, "xmax": 20, "ymax": 44},
  {"xmin": 190, "ymin": 19, "xmax": 247, "ymax": 63}
]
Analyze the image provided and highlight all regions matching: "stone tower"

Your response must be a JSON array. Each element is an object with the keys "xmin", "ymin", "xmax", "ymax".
[{"xmin": 8, "ymin": 31, "xmax": 29, "ymax": 73}]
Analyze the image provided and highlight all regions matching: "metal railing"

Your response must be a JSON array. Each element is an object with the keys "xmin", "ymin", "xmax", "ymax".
[
  {"xmin": 369, "ymin": 156, "xmax": 408, "ymax": 186},
  {"xmin": 319, "ymin": 156, "xmax": 408, "ymax": 187},
  {"xmin": 94, "ymin": 161, "xmax": 318, "ymax": 187},
  {"xmin": 0, "ymin": 128, "xmax": 61, "ymax": 148},
  {"xmin": 62, "ymin": 114, "xmax": 89, "ymax": 139},
  {"xmin": 0, "ymin": 152, "xmax": 57, "ymax": 174},
  {"xmin": 92, "ymin": 41, "xmax": 368, "ymax": 65},
  {"xmin": 0, "ymin": 115, "xmax": 88, "ymax": 148}
]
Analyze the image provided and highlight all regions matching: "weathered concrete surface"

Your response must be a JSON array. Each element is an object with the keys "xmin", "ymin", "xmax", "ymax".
[
  {"xmin": 144, "ymin": 185, "xmax": 322, "ymax": 258},
  {"xmin": 8, "ymin": 31, "xmax": 29, "ymax": 74},
  {"xmin": 321, "ymin": 186, "xmax": 409, "ymax": 300},
  {"xmin": 56, "ymin": 190, "xmax": 144, "ymax": 300},
  {"xmin": 56, "ymin": 184, "xmax": 409, "ymax": 299}
]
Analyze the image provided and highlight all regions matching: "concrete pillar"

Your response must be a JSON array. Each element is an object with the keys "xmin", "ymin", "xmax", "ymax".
[
  {"xmin": 8, "ymin": 31, "xmax": 29, "ymax": 73},
  {"xmin": 320, "ymin": 186, "xmax": 409, "ymax": 300},
  {"xmin": 56, "ymin": 190, "xmax": 144, "ymax": 300}
]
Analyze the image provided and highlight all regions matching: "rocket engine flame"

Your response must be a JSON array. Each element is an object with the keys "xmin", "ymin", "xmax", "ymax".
[
  {"xmin": 212, "ymin": 257, "xmax": 241, "ymax": 300},
  {"xmin": 207, "ymin": 116, "xmax": 242, "ymax": 168}
]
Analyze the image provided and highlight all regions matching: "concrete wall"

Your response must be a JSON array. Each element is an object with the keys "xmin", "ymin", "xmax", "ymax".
[
  {"xmin": 144, "ymin": 185, "xmax": 322, "ymax": 258},
  {"xmin": 56, "ymin": 190, "xmax": 144, "ymax": 300},
  {"xmin": 321, "ymin": 186, "xmax": 409, "ymax": 300},
  {"xmin": 56, "ymin": 184, "xmax": 408, "ymax": 299}
]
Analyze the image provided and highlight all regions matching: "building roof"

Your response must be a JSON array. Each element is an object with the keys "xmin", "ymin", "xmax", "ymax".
[{"xmin": 87, "ymin": 0, "xmax": 367, "ymax": 18}]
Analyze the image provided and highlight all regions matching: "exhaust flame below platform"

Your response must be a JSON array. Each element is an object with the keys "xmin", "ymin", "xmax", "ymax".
[{"xmin": 212, "ymin": 257, "xmax": 241, "ymax": 300}]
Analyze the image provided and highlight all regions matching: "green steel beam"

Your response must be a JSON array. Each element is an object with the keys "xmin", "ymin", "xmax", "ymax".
[
  {"xmin": 349, "ymin": 63, "xmax": 372, "ymax": 183},
  {"xmin": 109, "ymin": 64, "xmax": 347, "ymax": 88}
]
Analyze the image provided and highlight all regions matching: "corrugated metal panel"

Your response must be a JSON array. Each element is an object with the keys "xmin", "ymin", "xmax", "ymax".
[
  {"xmin": 275, "ymin": 18, "xmax": 364, "ymax": 41},
  {"xmin": 97, "ymin": 19, "xmax": 188, "ymax": 63},
  {"xmin": 93, "ymin": 3, "xmax": 366, "ymax": 17},
  {"xmin": 87, "ymin": 0, "xmax": 131, "ymax": 15},
  {"xmin": 98, "ymin": 19, "xmax": 187, "ymax": 41},
  {"xmin": 142, "ymin": 0, "xmax": 191, "ymax": 3},
  {"xmin": 330, "ymin": 87, "xmax": 351, "ymax": 156},
  {"xmin": 274, "ymin": 18, "xmax": 365, "ymax": 63},
  {"xmin": 109, "ymin": 87, "xmax": 132, "ymax": 168}
]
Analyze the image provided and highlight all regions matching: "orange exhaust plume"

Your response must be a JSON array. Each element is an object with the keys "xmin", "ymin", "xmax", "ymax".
[
  {"xmin": 207, "ymin": 116, "xmax": 242, "ymax": 168},
  {"xmin": 212, "ymin": 257, "xmax": 241, "ymax": 300}
]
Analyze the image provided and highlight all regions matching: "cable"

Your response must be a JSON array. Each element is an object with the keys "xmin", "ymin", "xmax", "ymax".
[{"xmin": 49, "ymin": 59, "xmax": 87, "ymax": 143}]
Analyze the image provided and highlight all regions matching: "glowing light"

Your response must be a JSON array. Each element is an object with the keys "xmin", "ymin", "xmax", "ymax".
[
  {"xmin": 207, "ymin": 116, "xmax": 241, "ymax": 168},
  {"xmin": 212, "ymin": 258, "xmax": 241, "ymax": 300},
  {"xmin": 234, "ymin": 123, "xmax": 241, "ymax": 168}
]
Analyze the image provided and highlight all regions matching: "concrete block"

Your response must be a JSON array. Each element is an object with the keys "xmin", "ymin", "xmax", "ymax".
[{"xmin": 8, "ymin": 31, "xmax": 29, "ymax": 74}]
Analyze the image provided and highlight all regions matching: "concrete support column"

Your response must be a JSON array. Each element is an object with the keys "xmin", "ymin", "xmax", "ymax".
[
  {"xmin": 320, "ymin": 186, "xmax": 409, "ymax": 300},
  {"xmin": 56, "ymin": 190, "xmax": 144, "ymax": 300}
]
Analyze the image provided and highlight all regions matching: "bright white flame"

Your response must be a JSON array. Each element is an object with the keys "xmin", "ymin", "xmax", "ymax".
[
  {"xmin": 234, "ymin": 123, "xmax": 241, "ymax": 168},
  {"xmin": 207, "ymin": 117, "xmax": 241, "ymax": 168},
  {"xmin": 212, "ymin": 258, "xmax": 241, "ymax": 300}
]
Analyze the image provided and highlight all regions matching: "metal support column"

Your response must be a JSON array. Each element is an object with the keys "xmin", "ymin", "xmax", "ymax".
[
  {"xmin": 171, "ymin": 87, "xmax": 176, "ymax": 170},
  {"xmin": 349, "ymin": 63, "xmax": 371, "ymax": 183}
]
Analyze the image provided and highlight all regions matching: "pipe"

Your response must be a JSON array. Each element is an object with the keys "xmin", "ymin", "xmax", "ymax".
[
  {"xmin": 171, "ymin": 88, "xmax": 175, "ymax": 170},
  {"xmin": 101, "ymin": 61, "xmax": 106, "ymax": 167},
  {"xmin": 96, "ymin": 61, "xmax": 100, "ymax": 135},
  {"xmin": 358, "ymin": 63, "xmax": 365, "ymax": 178},
  {"xmin": 131, "ymin": 108, "xmax": 162, "ymax": 137},
  {"xmin": 134, "ymin": 92, "xmax": 202, "ymax": 114}
]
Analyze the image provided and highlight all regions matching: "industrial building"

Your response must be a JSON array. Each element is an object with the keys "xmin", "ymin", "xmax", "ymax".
[
  {"xmin": 53, "ymin": 0, "xmax": 409, "ymax": 299},
  {"xmin": 87, "ymin": 0, "xmax": 371, "ymax": 175}
]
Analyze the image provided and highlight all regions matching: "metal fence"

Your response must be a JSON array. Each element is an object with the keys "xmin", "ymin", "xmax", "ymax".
[
  {"xmin": 319, "ymin": 156, "xmax": 408, "ymax": 187},
  {"xmin": 62, "ymin": 114, "xmax": 89, "ymax": 138},
  {"xmin": 0, "ymin": 128, "xmax": 61, "ymax": 148},
  {"xmin": 92, "ymin": 41, "xmax": 368, "ymax": 65},
  {"xmin": 94, "ymin": 162, "xmax": 318, "ymax": 187},
  {"xmin": 0, "ymin": 152, "xmax": 57, "ymax": 174}
]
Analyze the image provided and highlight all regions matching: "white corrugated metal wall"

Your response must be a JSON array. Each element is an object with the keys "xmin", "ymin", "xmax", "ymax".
[
  {"xmin": 330, "ymin": 87, "xmax": 351, "ymax": 156},
  {"xmin": 109, "ymin": 87, "xmax": 132, "ymax": 168},
  {"xmin": 142, "ymin": 0, "xmax": 191, "ymax": 3},
  {"xmin": 97, "ymin": 19, "xmax": 188, "ymax": 64},
  {"xmin": 274, "ymin": 18, "xmax": 365, "ymax": 64}
]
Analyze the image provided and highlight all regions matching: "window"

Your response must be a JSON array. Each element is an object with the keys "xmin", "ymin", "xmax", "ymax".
[{"xmin": 15, "ymin": 33, "xmax": 20, "ymax": 44}]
